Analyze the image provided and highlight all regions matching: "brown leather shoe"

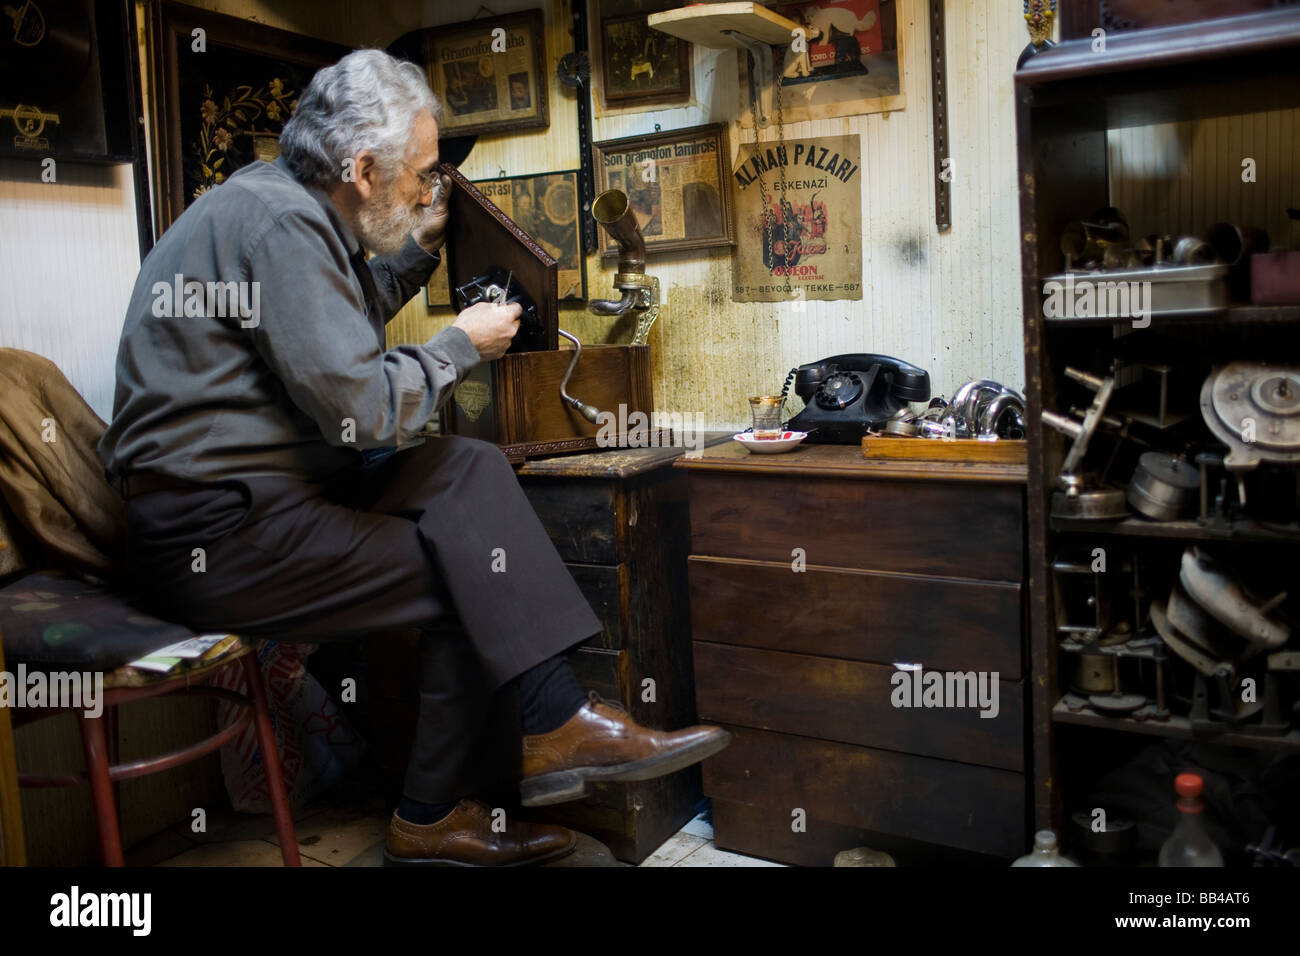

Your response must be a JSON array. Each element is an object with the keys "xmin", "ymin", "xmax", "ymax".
[
  {"xmin": 383, "ymin": 799, "xmax": 577, "ymax": 866},
  {"xmin": 520, "ymin": 691, "xmax": 732, "ymax": 806}
]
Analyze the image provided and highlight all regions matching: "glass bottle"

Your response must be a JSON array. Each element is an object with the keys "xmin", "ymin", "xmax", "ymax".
[
  {"xmin": 1158, "ymin": 772, "xmax": 1224, "ymax": 867},
  {"xmin": 1012, "ymin": 829, "xmax": 1079, "ymax": 866}
]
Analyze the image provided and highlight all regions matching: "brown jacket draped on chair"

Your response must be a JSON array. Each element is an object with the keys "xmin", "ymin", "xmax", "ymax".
[{"xmin": 0, "ymin": 348, "xmax": 126, "ymax": 578}]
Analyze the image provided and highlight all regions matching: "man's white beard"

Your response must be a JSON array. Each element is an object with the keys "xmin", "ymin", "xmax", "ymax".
[{"xmin": 356, "ymin": 179, "xmax": 421, "ymax": 257}]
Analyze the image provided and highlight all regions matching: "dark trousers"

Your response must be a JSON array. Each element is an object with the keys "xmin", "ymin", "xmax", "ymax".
[{"xmin": 122, "ymin": 436, "xmax": 601, "ymax": 802}]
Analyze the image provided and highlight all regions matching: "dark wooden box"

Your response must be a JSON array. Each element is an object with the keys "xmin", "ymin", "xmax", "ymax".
[{"xmin": 444, "ymin": 345, "xmax": 654, "ymax": 460}]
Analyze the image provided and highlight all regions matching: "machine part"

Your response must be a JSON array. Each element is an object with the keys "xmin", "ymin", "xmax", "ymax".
[
  {"xmin": 1127, "ymin": 452, "xmax": 1200, "ymax": 520},
  {"xmin": 1069, "ymin": 810, "xmax": 1136, "ymax": 864},
  {"xmin": 1179, "ymin": 546, "xmax": 1290, "ymax": 650},
  {"xmin": 951, "ymin": 380, "xmax": 1003, "ymax": 426},
  {"xmin": 556, "ymin": 329, "xmax": 602, "ymax": 425},
  {"xmin": 1173, "ymin": 236, "xmax": 1216, "ymax": 266},
  {"xmin": 1072, "ymin": 654, "xmax": 1116, "ymax": 695},
  {"xmin": 1052, "ymin": 487, "xmax": 1129, "ymax": 519},
  {"xmin": 1166, "ymin": 583, "xmax": 1242, "ymax": 662},
  {"xmin": 1043, "ymin": 367, "xmax": 1115, "ymax": 495},
  {"xmin": 1089, "ymin": 654, "xmax": 1147, "ymax": 713},
  {"xmin": 978, "ymin": 389, "xmax": 1026, "ymax": 439},
  {"xmin": 1150, "ymin": 601, "xmax": 1234, "ymax": 680},
  {"xmin": 1052, "ymin": 558, "xmax": 1112, "ymax": 643},
  {"xmin": 1060, "ymin": 211, "xmax": 1129, "ymax": 265},
  {"xmin": 882, "ymin": 407, "xmax": 919, "ymax": 436},
  {"xmin": 1041, "ymin": 263, "xmax": 1229, "ymax": 321},
  {"xmin": 1200, "ymin": 362, "xmax": 1300, "ymax": 472},
  {"xmin": 1089, "ymin": 692, "xmax": 1147, "ymax": 714},
  {"xmin": 1206, "ymin": 222, "xmax": 1270, "ymax": 266}
]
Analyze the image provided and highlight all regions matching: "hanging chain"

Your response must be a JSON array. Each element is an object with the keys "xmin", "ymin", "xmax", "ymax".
[{"xmin": 746, "ymin": 46, "xmax": 794, "ymax": 299}]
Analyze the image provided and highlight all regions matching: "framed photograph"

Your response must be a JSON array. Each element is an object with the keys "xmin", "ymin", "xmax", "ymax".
[
  {"xmin": 419, "ymin": 10, "xmax": 549, "ymax": 139},
  {"xmin": 146, "ymin": 2, "xmax": 350, "ymax": 233},
  {"xmin": 0, "ymin": 0, "xmax": 141, "ymax": 164},
  {"xmin": 738, "ymin": 0, "xmax": 904, "ymax": 128},
  {"xmin": 599, "ymin": 12, "xmax": 691, "ymax": 106},
  {"xmin": 592, "ymin": 124, "xmax": 733, "ymax": 260},
  {"xmin": 427, "ymin": 169, "xmax": 587, "ymax": 307}
]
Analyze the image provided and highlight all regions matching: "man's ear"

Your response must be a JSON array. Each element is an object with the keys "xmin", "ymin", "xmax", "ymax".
[{"xmin": 351, "ymin": 150, "xmax": 379, "ymax": 200}]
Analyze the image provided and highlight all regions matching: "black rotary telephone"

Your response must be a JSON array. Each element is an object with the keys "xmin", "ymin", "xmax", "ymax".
[{"xmin": 785, "ymin": 354, "xmax": 931, "ymax": 444}]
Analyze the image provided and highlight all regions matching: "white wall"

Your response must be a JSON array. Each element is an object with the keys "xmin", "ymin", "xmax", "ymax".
[{"xmin": 0, "ymin": 160, "xmax": 141, "ymax": 420}]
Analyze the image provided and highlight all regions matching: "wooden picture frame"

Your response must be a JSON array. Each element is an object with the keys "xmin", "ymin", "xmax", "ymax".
[
  {"xmin": 145, "ymin": 2, "xmax": 350, "ymax": 234},
  {"xmin": 599, "ymin": 12, "xmax": 691, "ymax": 106},
  {"xmin": 592, "ymin": 123, "xmax": 734, "ymax": 260},
  {"xmin": 428, "ymin": 169, "xmax": 587, "ymax": 308},
  {"xmin": 419, "ymin": 10, "xmax": 550, "ymax": 140},
  {"xmin": 738, "ymin": 0, "xmax": 905, "ymax": 128}
]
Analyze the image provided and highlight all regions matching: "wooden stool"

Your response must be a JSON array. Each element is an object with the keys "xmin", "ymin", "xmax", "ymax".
[{"xmin": 15, "ymin": 644, "xmax": 300, "ymax": 866}]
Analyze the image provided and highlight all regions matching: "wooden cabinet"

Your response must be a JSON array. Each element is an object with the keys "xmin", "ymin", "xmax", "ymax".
[
  {"xmin": 515, "ymin": 441, "xmax": 720, "ymax": 863},
  {"xmin": 1016, "ymin": 10, "xmax": 1300, "ymax": 847},
  {"xmin": 677, "ymin": 444, "xmax": 1030, "ymax": 864}
]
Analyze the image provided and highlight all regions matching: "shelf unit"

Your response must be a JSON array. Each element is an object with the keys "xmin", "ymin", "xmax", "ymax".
[{"xmin": 1015, "ymin": 9, "xmax": 1300, "ymax": 837}]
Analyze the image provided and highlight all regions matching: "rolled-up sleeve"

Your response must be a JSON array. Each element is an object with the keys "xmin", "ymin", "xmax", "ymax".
[{"xmin": 244, "ymin": 211, "xmax": 479, "ymax": 450}]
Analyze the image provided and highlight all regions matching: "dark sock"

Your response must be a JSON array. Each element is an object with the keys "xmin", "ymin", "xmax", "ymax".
[
  {"xmin": 397, "ymin": 796, "xmax": 458, "ymax": 825},
  {"xmin": 516, "ymin": 654, "xmax": 589, "ymax": 735}
]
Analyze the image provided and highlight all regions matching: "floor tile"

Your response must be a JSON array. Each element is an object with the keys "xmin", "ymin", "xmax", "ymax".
[
  {"xmin": 125, "ymin": 828, "xmax": 198, "ymax": 867},
  {"xmin": 639, "ymin": 831, "xmax": 708, "ymax": 867},
  {"xmin": 679, "ymin": 812, "xmax": 714, "ymax": 841},
  {"xmin": 269, "ymin": 806, "xmax": 389, "ymax": 866},
  {"xmin": 157, "ymin": 840, "xmax": 328, "ymax": 867},
  {"xmin": 674, "ymin": 843, "xmax": 786, "ymax": 867}
]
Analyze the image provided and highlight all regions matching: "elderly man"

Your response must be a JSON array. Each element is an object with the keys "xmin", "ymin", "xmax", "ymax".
[{"xmin": 98, "ymin": 49, "xmax": 728, "ymax": 867}]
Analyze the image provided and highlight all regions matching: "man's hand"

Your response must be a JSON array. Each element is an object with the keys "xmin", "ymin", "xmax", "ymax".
[
  {"xmin": 453, "ymin": 300, "xmax": 521, "ymax": 361},
  {"xmin": 412, "ymin": 172, "xmax": 452, "ymax": 254}
]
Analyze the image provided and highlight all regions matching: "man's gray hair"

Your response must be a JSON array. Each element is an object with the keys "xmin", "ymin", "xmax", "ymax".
[{"xmin": 280, "ymin": 48, "xmax": 442, "ymax": 188}]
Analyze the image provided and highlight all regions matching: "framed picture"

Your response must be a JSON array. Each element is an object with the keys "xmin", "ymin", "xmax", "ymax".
[
  {"xmin": 0, "ymin": 0, "xmax": 141, "ymax": 164},
  {"xmin": 427, "ymin": 169, "xmax": 587, "ymax": 307},
  {"xmin": 146, "ymin": 2, "xmax": 350, "ymax": 233},
  {"xmin": 738, "ymin": 0, "xmax": 904, "ymax": 128},
  {"xmin": 599, "ymin": 12, "xmax": 691, "ymax": 106},
  {"xmin": 592, "ymin": 124, "xmax": 733, "ymax": 260},
  {"xmin": 419, "ymin": 10, "xmax": 549, "ymax": 139}
]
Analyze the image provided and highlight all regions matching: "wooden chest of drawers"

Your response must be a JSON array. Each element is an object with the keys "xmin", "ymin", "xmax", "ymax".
[{"xmin": 676, "ymin": 444, "xmax": 1030, "ymax": 864}]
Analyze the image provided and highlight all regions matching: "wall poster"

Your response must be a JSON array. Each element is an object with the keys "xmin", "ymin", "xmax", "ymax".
[{"xmin": 730, "ymin": 134, "xmax": 863, "ymax": 303}]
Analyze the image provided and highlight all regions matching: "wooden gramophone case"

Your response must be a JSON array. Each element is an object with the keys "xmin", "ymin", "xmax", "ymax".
[{"xmin": 438, "ymin": 164, "xmax": 653, "ymax": 461}]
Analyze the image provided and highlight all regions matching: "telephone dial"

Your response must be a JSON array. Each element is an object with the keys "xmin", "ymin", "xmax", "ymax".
[{"xmin": 785, "ymin": 353, "xmax": 931, "ymax": 444}]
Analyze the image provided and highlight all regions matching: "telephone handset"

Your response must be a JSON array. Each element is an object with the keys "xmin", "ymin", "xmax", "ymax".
[{"xmin": 785, "ymin": 353, "xmax": 931, "ymax": 444}]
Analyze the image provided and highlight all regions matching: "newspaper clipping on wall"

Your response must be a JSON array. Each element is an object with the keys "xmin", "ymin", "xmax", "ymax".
[
  {"xmin": 423, "ymin": 12, "xmax": 547, "ymax": 137},
  {"xmin": 595, "ymin": 125, "xmax": 732, "ymax": 257},
  {"xmin": 731, "ymin": 134, "xmax": 863, "ymax": 303}
]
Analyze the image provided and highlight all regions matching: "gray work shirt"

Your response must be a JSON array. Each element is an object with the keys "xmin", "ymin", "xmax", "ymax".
[{"xmin": 98, "ymin": 156, "xmax": 479, "ymax": 489}]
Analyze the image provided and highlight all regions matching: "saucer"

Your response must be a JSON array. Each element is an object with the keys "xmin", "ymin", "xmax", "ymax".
[{"xmin": 733, "ymin": 431, "xmax": 808, "ymax": 454}]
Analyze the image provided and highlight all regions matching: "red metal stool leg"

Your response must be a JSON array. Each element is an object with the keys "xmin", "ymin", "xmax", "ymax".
[
  {"xmin": 78, "ymin": 712, "xmax": 125, "ymax": 866},
  {"xmin": 240, "ymin": 652, "xmax": 301, "ymax": 866}
]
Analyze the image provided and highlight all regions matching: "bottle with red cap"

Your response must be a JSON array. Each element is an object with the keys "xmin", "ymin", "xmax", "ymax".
[{"xmin": 1158, "ymin": 772, "xmax": 1224, "ymax": 867}]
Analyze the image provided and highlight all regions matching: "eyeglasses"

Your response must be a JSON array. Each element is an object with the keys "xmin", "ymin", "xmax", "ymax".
[{"xmin": 402, "ymin": 161, "xmax": 441, "ymax": 199}]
